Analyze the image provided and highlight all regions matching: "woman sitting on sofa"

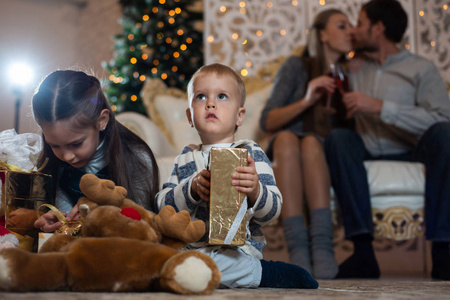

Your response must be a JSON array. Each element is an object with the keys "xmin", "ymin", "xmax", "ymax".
[{"xmin": 259, "ymin": 9, "xmax": 353, "ymax": 279}]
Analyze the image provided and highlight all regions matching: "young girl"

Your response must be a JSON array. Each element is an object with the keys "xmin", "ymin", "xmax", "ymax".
[{"xmin": 32, "ymin": 70, "xmax": 159, "ymax": 232}]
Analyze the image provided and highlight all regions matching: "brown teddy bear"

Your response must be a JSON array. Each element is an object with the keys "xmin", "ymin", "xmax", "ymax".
[{"xmin": 0, "ymin": 174, "xmax": 221, "ymax": 294}]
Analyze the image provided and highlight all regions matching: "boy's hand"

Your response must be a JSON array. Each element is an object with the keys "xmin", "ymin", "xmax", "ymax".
[
  {"xmin": 232, "ymin": 155, "xmax": 260, "ymax": 205},
  {"xmin": 191, "ymin": 169, "xmax": 211, "ymax": 202}
]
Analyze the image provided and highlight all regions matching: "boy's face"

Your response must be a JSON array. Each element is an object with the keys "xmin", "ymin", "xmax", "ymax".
[{"xmin": 186, "ymin": 72, "xmax": 245, "ymax": 145}]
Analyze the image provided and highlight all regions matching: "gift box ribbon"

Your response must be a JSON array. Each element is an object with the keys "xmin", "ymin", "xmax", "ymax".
[{"xmin": 36, "ymin": 204, "xmax": 83, "ymax": 236}]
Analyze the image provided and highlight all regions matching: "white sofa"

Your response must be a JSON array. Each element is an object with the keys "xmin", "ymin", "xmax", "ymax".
[{"xmin": 116, "ymin": 73, "xmax": 426, "ymax": 242}]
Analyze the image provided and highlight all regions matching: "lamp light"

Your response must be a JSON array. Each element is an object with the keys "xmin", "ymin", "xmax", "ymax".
[{"xmin": 7, "ymin": 63, "xmax": 34, "ymax": 133}]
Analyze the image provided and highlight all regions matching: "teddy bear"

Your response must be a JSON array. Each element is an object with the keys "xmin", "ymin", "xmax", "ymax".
[{"xmin": 0, "ymin": 174, "xmax": 221, "ymax": 294}]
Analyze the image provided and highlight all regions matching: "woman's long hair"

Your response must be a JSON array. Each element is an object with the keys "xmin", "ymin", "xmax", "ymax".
[
  {"xmin": 32, "ymin": 70, "xmax": 159, "ymax": 211},
  {"xmin": 304, "ymin": 9, "xmax": 347, "ymax": 74}
]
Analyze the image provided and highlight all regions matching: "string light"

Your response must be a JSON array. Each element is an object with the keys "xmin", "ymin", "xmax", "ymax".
[
  {"xmin": 142, "ymin": 15, "xmax": 149, "ymax": 21},
  {"xmin": 111, "ymin": 105, "xmax": 117, "ymax": 112},
  {"xmin": 319, "ymin": 0, "xmax": 326, "ymax": 5},
  {"xmin": 241, "ymin": 69, "xmax": 248, "ymax": 76},
  {"xmin": 128, "ymin": 34, "xmax": 134, "ymax": 40},
  {"xmin": 180, "ymin": 44, "xmax": 187, "ymax": 51},
  {"xmin": 419, "ymin": 10, "xmax": 424, "ymax": 16},
  {"xmin": 175, "ymin": 8, "xmax": 181, "ymax": 14},
  {"xmin": 292, "ymin": 0, "xmax": 298, "ymax": 6},
  {"xmin": 161, "ymin": 73, "xmax": 168, "ymax": 80},
  {"xmin": 139, "ymin": 75, "xmax": 146, "ymax": 81},
  {"xmin": 131, "ymin": 95, "xmax": 137, "ymax": 101},
  {"xmin": 130, "ymin": 57, "xmax": 137, "ymax": 64},
  {"xmin": 220, "ymin": 6, "xmax": 227, "ymax": 12},
  {"xmin": 232, "ymin": 33, "xmax": 239, "ymax": 39}
]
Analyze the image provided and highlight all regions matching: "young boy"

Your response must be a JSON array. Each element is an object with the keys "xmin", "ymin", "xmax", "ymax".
[{"xmin": 156, "ymin": 63, "xmax": 318, "ymax": 289}]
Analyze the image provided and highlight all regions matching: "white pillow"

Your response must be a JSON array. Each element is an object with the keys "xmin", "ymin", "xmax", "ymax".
[
  {"xmin": 154, "ymin": 94, "xmax": 201, "ymax": 153},
  {"xmin": 235, "ymin": 84, "xmax": 273, "ymax": 143}
]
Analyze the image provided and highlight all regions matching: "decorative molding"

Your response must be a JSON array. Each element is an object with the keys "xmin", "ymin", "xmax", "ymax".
[
  {"xmin": 204, "ymin": 0, "xmax": 449, "ymax": 82},
  {"xmin": 415, "ymin": 0, "xmax": 450, "ymax": 82}
]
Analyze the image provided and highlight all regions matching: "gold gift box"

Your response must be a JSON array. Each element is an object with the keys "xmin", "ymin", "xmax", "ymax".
[
  {"xmin": 208, "ymin": 147, "xmax": 248, "ymax": 246},
  {"xmin": 1, "ymin": 170, "xmax": 53, "ymax": 236}
]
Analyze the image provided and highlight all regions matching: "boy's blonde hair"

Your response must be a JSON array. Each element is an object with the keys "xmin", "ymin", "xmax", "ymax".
[{"xmin": 187, "ymin": 63, "xmax": 246, "ymax": 107}]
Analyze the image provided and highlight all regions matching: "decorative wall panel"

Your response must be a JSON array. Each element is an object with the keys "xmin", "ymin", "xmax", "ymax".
[{"xmin": 204, "ymin": 0, "xmax": 449, "ymax": 82}]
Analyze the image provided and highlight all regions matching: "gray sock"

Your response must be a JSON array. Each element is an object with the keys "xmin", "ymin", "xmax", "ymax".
[
  {"xmin": 310, "ymin": 208, "xmax": 338, "ymax": 279},
  {"xmin": 283, "ymin": 215, "xmax": 312, "ymax": 273}
]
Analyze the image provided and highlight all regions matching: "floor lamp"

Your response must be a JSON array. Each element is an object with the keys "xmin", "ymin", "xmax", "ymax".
[{"xmin": 8, "ymin": 63, "xmax": 33, "ymax": 134}]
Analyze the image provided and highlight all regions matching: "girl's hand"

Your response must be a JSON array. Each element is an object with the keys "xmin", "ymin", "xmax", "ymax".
[
  {"xmin": 232, "ymin": 155, "xmax": 260, "ymax": 206},
  {"xmin": 191, "ymin": 169, "xmax": 211, "ymax": 202},
  {"xmin": 34, "ymin": 210, "xmax": 65, "ymax": 233},
  {"xmin": 304, "ymin": 75, "xmax": 336, "ymax": 105},
  {"xmin": 67, "ymin": 205, "xmax": 81, "ymax": 222}
]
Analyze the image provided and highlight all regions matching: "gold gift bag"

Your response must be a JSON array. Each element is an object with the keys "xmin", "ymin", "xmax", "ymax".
[
  {"xmin": 1, "ymin": 170, "xmax": 53, "ymax": 251},
  {"xmin": 208, "ymin": 147, "xmax": 248, "ymax": 246}
]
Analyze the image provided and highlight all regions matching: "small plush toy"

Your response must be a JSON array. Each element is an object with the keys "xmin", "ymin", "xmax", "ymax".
[
  {"xmin": 0, "ymin": 217, "xmax": 19, "ymax": 250},
  {"xmin": 0, "ymin": 174, "xmax": 221, "ymax": 294}
]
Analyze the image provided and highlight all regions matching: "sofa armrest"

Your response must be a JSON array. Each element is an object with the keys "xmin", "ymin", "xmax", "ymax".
[{"xmin": 116, "ymin": 112, "xmax": 178, "ymax": 158}]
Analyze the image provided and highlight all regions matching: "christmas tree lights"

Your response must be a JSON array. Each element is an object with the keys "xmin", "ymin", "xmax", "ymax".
[{"xmin": 103, "ymin": 0, "xmax": 203, "ymax": 114}]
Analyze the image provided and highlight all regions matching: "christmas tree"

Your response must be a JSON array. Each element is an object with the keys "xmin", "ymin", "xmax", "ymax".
[{"xmin": 103, "ymin": 0, "xmax": 203, "ymax": 115}]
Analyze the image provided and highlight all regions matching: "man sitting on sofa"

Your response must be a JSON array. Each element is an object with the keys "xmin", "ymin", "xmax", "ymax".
[{"xmin": 324, "ymin": 0, "xmax": 450, "ymax": 279}]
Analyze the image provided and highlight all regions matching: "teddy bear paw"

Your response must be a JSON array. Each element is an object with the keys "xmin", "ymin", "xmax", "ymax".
[
  {"xmin": 155, "ymin": 206, "xmax": 205, "ymax": 243},
  {"xmin": 159, "ymin": 250, "xmax": 221, "ymax": 294}
]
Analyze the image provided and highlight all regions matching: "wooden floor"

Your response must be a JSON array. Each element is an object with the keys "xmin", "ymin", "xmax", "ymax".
[{"xmin": 1, "ymin": 277, "xmax": 449, "ymax": 299}]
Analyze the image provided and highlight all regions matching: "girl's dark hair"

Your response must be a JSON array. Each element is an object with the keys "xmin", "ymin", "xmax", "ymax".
[
  {"xmin": 362, "ymin": 0, "xmax": 407, "ymax": 43},
  {"xmin": 303, "ymin": 9, "xmax": 347, "ymax": 73},
  {"xmin": 32, "ymin": 70, "xmax": 159, "ymax": 211}
]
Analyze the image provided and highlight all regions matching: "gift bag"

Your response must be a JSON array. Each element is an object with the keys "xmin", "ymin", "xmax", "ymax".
[{"xmin": 0, "ymin": 129, "xmax": 53, "ymax": 251}]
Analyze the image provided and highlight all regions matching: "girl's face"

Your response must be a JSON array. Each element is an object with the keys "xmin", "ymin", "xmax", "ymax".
[
  {"xmin": 41, "ymin": 111, "xmax": 109, "ymax": 169},
  {"xmin": 321, "ymin": 13, "xmax": 353, "ymax": 55}
]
